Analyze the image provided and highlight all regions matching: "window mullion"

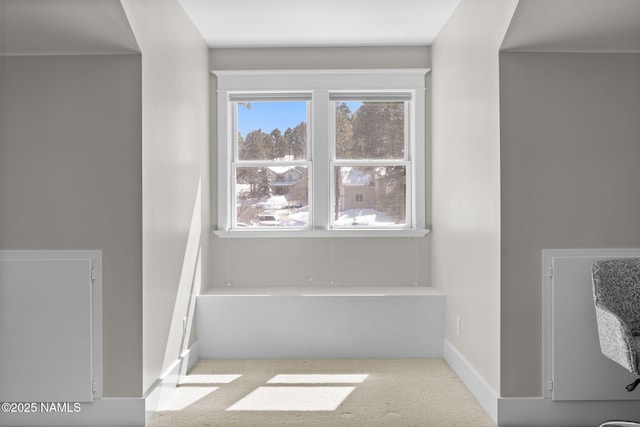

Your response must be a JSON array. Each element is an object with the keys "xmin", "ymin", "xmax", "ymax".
[
  {"xmin": 332, "ymin": 159, "xmax": 407, "ymax": 167},
  {"xmin": 413, "ymin": 88, "xmax": 426, "ymax": 230},
  {"xmin": 404, "ymin": 100, "xmax": 410, "ymax": 161},
  {"xmin": 312, "ymin": 90, "xmax": 330, "ymax": 231},
  {"xmin": 235, "ymin": 160, "xmax": 309, "ymax": 168},
  {"xmin": 218, "ymin": 90, "xmax": 232, "ymax": 231}
]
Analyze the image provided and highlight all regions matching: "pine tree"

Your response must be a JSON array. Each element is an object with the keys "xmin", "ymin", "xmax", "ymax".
[
  {"xmin": 258, "ymin": 168, "xmax": 272, "ymax": 198},
  {"xmin": 241, "ymin": 129, "xmax": 279, "ymax": 160},
  {"xmin": 283, "ymin": 122, "xmax": 307, "ymax": 160},
  {"xmin": 352, "ymin": 102, "xmax": 404, "ymax": 159},
  {"xmin": 271, "ymin": 128, "xmax": 286, "ymax": 159},
  {"xmin": 335, "ymin": 103, "xmax": 354, "ymax": 159}
]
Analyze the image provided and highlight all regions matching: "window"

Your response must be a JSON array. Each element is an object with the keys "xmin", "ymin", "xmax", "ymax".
[
  {"xmin": 331, "ymin": 95, "xmax": 410, "ymax": 229},
  {"xmin": 214, "ymin": 69, "xmax": 428, "ymax": 237},
  {"xmin": 231, "ymin": 97, "xmax": 311, "ymax": 229}
]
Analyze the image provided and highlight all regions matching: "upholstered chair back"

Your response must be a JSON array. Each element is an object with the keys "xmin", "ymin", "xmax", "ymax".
[{"xmin": 592, "ymin": 258, "xmax": 640, "ymax": 335}]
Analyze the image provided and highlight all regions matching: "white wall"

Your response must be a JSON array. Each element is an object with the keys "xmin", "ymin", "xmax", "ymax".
[
  {"xmin": 431, "ymin": 0, "xmax": 518, "ymax": 394},
  {"xmin": 120, "ymin": 0, "xmax": 210, "ymax": 394},
  {"xmin": 500, "ymin": 52, "xmax": 640, "ymax": 396},
  {"xmin": 209, "ymin": 47, "xmax": 431, "ymax": 289},
  {"xmin": 0, "ymin": 54, "xmax": 143, "ymax": 397}
]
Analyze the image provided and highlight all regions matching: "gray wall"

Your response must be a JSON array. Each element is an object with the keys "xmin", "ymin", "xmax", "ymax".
[
  {"xmin": 121, "ymin": 0, "xmax": 210, "ymax": 394},
  {"xmin": 210, "ymin": 46, "xmax": 430, "ymax": 70},
  {"xmin": 209, "ymin": 46, "xmax": 431, "ymax": 288},
  {"xmin": 0, "ymin": 54, "xmax": 143, "ymax": 397},
  {"xmin": 500, "ymin": 52, "xmax": 640, "ymax": 396}
]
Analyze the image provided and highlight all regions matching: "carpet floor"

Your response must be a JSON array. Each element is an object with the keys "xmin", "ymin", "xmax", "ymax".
[{"xmin": 147, "ymin": 359, "xmax": 496, "ymax": 427}]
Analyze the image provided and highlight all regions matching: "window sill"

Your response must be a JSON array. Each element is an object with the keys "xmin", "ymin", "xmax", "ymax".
[
  {"xmin": 213, "ymin": 228, "xmax": 430, "ymax": 239},
  {"xmin": 201, "ymin": 286, "xmax": 441, "ymax": 296}
]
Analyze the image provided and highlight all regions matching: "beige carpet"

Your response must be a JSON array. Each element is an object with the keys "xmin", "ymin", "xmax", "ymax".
[{"xmin": 148, "ymin": 359, "xmax": 496, "ymax": 427}]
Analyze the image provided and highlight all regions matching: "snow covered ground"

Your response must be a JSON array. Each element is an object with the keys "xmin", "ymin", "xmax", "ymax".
[
  {"xmin": 237, "ymin": 196, "xmax": 402, "ymax": 228},
  {"xmin": 333, "ymin": 209, "xmax": 400, "ymax": 227}
]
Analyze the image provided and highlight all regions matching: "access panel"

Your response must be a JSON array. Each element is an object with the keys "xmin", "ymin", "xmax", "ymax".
[
  {"xmin": 0, "ymin": 253, "xmax": 98, "ymax": 402},
  {"xmin": 544, "ymin": 249, "xmax": 640, "ymax": 401}
]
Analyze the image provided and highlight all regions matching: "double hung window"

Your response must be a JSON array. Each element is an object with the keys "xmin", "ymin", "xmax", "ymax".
[
  {"xmin": 330, "ymin": 93, "xmax": 410, "ymax": 229},
  {"xmin": 231, "ymin": 95, "xmax": 312, "ymax": 229},
  {"xmin": 215, "ymin": 70, "xmax": 428, "ymax": 237}
]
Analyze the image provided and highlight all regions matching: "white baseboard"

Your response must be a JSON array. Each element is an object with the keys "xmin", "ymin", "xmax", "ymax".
[
  {"xmin": 184, "ymin": 341, "xmax": 199, "ymax": 374},
  {"xmin": 443, "ymin": 340, "xmax": 498, "ymax": 422},
  {"xmin": 498, "ymin": 397, "xmax": 640, "ymax": 427},
  {"xmin": 0, "ymin": 398, "xmax": 144, "ymax": 427},
  {"xmin": 444, "ymin": 340, "xmax": 640, "ymax": 426},
  {"xmin": 144, "ymin": 341, "xmax": 199, "ymax": 423},
  {"xmin": 0, "ymin": 344, "xmax": 200, "ymax": 427}
]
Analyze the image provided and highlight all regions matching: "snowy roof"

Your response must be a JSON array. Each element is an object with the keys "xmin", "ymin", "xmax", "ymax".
[
  {"xmin": 267, "ymin": 166, "xmax": 300, "ymax": 174},
  {"xmin": 342, "ymin": 168, "xmax": 372, "ymax": 186}
]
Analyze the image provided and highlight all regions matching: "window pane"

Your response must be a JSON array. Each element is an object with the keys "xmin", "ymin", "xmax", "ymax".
[
  {"xmin": 335, "ymin": 101, "xmax": 405, "ymax": 160},
  {"xmin": 236, "ymin": 101, "xmax": 307, "ymax": 161},
  {"xmin": 235, "ymin": 166, "xmax": 309, "ymax": 228},
  {"xmin": 333, "ymin": 166, "xmax": 406, "ymax": 227}
]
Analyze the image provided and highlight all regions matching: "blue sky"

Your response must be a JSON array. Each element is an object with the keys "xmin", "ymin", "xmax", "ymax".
[
  {"xmin": 343, "ymin": 101, "xmax": 362, "ymax": 114},
  {"xmin": 236, "ymin": 101, "xmax": 363, "ymax": 137},
  {"xmin": 236, "ymin": 101, "xmax": 306, "ymax": 138}
]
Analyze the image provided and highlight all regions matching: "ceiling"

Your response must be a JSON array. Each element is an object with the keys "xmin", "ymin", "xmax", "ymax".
[
  {"xmin": 176, "ymin": 0, "xmax": 462, "ymax": 48},
  {"xmin": 2, "ymin": 0, "xmax": 639, "ymax": 55}
]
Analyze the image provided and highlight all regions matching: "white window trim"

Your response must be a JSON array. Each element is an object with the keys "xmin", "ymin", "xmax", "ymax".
[
  {"xmin": 213, "ymin": 69, "xmax": 429, "ymax": 238},
  {"xmin": 329, "ymin": 94, "xmax": 412, "ymax": 231}
]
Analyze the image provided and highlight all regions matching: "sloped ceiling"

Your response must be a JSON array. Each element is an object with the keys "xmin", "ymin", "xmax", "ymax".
[
  {"xmin": 502, "ymin": 0, "xmax": 640, "ymax": 53},
  {"xmin": 176, "ymin": 0, "xmax": 462, "ymax": 47},
  {"xmin": 3, "ymin": 0, "xmax": 638, "ymax": 55},
  {"xmin": 0, "ymin": 0, "xmax": 139, "ymax": 55}
]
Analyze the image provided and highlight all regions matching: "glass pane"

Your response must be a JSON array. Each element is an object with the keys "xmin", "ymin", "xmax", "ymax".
[
  {"xmin": 333, "ymin": 166, "xmax": 406, "ymax": 227},
  {"xmin": 235, "ymin": 166, "xmax": 309, "ymax": 228},
  {"xmin": 335, "ymin": 101, "xmax": 405, "ymax": 160},
  {"xmin": 236, "ymin": 101, "xmax": 307, "ymax": 161}
]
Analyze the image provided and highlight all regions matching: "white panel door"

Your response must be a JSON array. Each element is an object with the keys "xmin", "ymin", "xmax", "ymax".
[
  {"xmin": 544, "ymin": 249, "xmax": 640, "ymax": 401},
  {"xmin": 0, "ymin": 258, "xmax": 94, "ymax": 402}
]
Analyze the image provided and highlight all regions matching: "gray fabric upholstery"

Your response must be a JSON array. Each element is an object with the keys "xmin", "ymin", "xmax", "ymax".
[{"xmin": 592, "ymin": 258, "xmax": 640, "ymax": 375}]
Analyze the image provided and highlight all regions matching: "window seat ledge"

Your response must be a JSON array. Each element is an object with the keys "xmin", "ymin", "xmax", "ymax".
[{"xmin": 200, "ymin": 286, "xmax": 442, "ymax": 297}]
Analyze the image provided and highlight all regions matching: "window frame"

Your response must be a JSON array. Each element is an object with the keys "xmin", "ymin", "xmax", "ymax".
[
  {"xmin": 329, "ymin": 95, "xmax": 412, "ymax": 230},
  {"xmin": 213, "ymin": 69, "xmax": 429, "ymax": 238},
  {"xmin": 230, "ymin": 95, "xmax": 312, "ymax": 230}
]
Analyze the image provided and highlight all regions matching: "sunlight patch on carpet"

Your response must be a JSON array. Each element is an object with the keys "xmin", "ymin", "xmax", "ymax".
[
  {"xmin": 227, "ymin": 386, "xmax": 355, "ymax": 411},
  {"xmin": 267, "ymin": 374, "xmax": 368, "ymax": 384},
  {"xmin": 159, "ymin": 387, "xmax": 218, "ymax": 411},
  {"xmin": 179, "ymin": 374, "xmax": 241, "ymax": 384}
]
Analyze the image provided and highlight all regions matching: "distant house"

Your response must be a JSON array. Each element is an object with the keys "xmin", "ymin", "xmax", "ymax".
[
  {"xmin": 340, "ymin": 168, "xmax": 378, "ymax": 211},
  {"xmin": 267, "ymin": 166, "xmax": 305, "ymax": 197}
]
